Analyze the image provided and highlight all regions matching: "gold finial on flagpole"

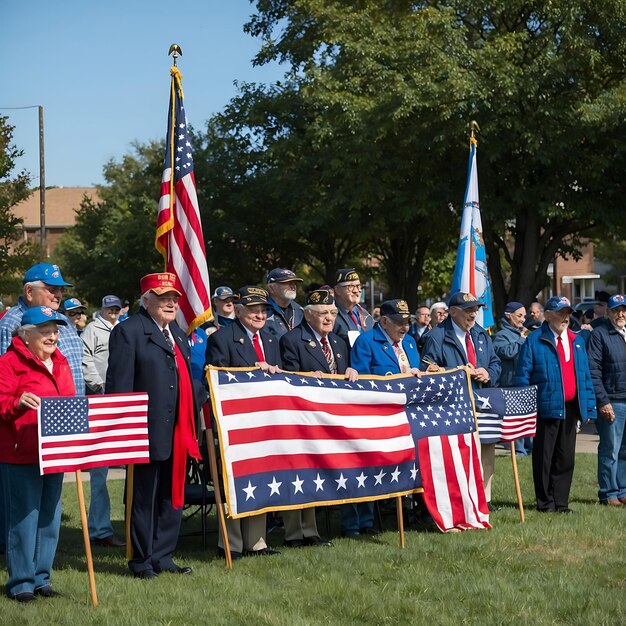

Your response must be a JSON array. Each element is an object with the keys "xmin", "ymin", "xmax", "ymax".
[
  {"xmin": 470, "ymin": 120, "xmax": 480, "ymax": 139},
  {"xmin": 168, "ymin": 43, "xmax": 183, "ymax": 66}
]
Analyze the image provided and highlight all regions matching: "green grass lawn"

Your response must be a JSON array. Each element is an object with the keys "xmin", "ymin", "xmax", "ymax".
[{"xmin": 1, "ymin": 454, "xmax": 625, "ymax": 625}]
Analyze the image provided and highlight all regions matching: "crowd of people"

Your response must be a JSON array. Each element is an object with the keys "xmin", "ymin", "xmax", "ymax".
[{"xmin": 0, "ymin": 261, "xmax": 623, "ymax": 602}]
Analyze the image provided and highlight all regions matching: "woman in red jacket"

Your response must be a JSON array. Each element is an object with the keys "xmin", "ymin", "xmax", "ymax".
[{"xmin": 0, "ymin": 306, "xmax": 75, "ymax": 603}]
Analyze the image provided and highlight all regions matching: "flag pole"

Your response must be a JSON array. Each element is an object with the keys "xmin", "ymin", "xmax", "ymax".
[
  {"xmin": 202, "ymin": 403, "xmax": 233, "ymax": 569},
  {"xmin": 76, "ymin": 470, "xmax": 99, "ymax": 607},
  {"xmin": 510, "ymin": 446, "xmax": 525, "ymax": 523},
  {"xmin": 395, "ymin": 496, "xmax": 405, "ymax": 548}
]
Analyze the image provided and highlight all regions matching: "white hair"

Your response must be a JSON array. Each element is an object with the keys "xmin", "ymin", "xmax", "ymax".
[{"xmin": 430, "ymin": 302, "xmax": 448, "ymax": 314}]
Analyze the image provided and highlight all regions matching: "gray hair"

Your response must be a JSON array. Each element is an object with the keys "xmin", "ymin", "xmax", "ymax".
[
  {"xmin": 23, "ymin": 280, "xmax": 45, "ymax": 295},
  {"xmin": 15, "ymin": 324, "xmax": 37, "ymax": 338}
]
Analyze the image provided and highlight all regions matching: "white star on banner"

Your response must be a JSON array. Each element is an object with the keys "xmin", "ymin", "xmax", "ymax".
[
  {"xmin": 243, "ymin": 481, "xmax": 256, "ymax": 501},
  {"xmin": 391, "ymin": 466, "xmax": 401, "ymax": 482},
  {"xmin": 247, "ymin": 372, "xmax": 256, "ymax": 379},
  {"xmin": 335, "ymin": 473, "xmax": 348, "ymax": 490},
  {"xmin": 374, "ymin": 469, "xmax": 386, "ymax": 485},
  {"xmin": 410, "ymin": 464, "xmax": 419, "ymax": 480},
  {"xmin": 355, "ymin": 472, "xmax": 367, "ymax": 488},
  {"xmin": 292, "ymin": 475, "xmax": 304, "ymax": 494},
  {"xmin": 268, "ymin": 476, "xmax": 282, "ymax": 496},
  {"xmin": 313, "ymin": 473, "xmax": 325, "ymax": 492},
  {"xmin": 225, "ymin": 372, "xmax": 238, "ymax": 382}
]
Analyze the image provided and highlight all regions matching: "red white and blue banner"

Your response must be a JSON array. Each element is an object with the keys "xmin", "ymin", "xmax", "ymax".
[
  {"xmin": 474, "ymin": 386, "xmax": 538, "ymax": 444},
  {"xmin": 451, "ymin": 135, "xmax": 495, "ymax": 328},
  {"xmin": 208, "ymin": 367, "xmax": 489, "ymax": 530}
]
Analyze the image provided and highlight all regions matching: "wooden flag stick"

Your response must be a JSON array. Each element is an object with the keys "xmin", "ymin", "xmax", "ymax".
[
  {"xmin": 202, "ymin": 403, "xmax": 232, "ymax": 569},
  {"xmin": 395, "ymin": 496, "xmax": 405, "ymax": 548},
  {"xmin": 75, "ymin": 470, "xmax": 98, "ymax": 607},
  {"xmin": 125, "ymin": 465, "xmax": 134, "ymax": 561},
  {"xmin": 510, "ymin": 445, "xmax": 525, "ymax": 523}
]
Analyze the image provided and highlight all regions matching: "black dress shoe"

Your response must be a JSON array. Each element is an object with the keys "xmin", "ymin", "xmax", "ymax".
[
  {"xmin": 303, "ymin": 536, "xmax": 333, "ymax": 547},
  {"xmin": 35, "ymin": 585, "xmax": 61, "ymax": 598},
  {"xmin": 157, "ymin": 564, "xmax": 193, "ymax": 575},
  {"xmin": 557, "ymin": 508, "xmax": 576, "ymax": 514},
  {"xmin": 133, "ymin": 569, "xmax": 159, "ymax": 579},
  {"xmin": 91, "ymin": 535, "xmax": 126, "ymax": 548},
  {"xmin": 360, "ymin": 527, "xmax": 381, "ymax": 537},
  {"xmin": 284, "ymin": 539, "xmax": 305, "ymax": 548},
  {"xmin": 243, "ymin": 547, "xmax": 281, "ymax": 557},
  {"xmin": 217, "ymin": 547, "xmax": 242, "ymax": 561},
  {"xmin": 341, "ymin": 530, "xmax": 361, "ymax": 539},
  {"xmin": 10, "ymin": 591, "xmax": 36, "ymax": 603}
]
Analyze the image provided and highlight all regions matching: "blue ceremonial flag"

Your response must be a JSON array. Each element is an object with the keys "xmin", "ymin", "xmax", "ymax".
[
  {"xmin": 451, "ymin": 134, "xmax": 495, "ymax": 328},
  {"xmin": 207, "ymin": 367, "xmax": 479, "ymax": 520}
]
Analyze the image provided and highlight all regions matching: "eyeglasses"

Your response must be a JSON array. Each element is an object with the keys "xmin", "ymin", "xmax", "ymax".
[
  {"xmin": 338, "ymin": 284, "xmax": 362, "ymax": 292},
  {"xmin": 67, "ymin": 311, "xmax": 84, "ymax": 317},
  {"xmin": 157, "ymin": 295, "xmax": 179, "ymax": 304},
  {"xmin": 309, "ymin": 310, "xmax": 338, "ymax": 317},
  {"xmin": 33, "ymin": 328, "xmax": 59, "ymax": 337},
  {"xmin": 34, "ymin": 284, "xmax": 65, "ymax": 295}
]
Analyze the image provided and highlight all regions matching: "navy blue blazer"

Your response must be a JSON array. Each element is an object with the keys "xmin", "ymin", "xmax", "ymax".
[
  {"xmin": 350, "ymin": 323, "xmax": 420, "ymax": 375},
  {"xmin": 106, "ymin": 308, "xmax": 196, "ymax": 461},
  {"xmin": 206, "ymin": 319, "xmax": 281, "ymax": 369},
  {"xmin": 420, "ymin": 317, "xmax": 501, "ymax": 387},
  {"xmin": 280, "ymin": 321, "xmax": 349, "ymax": 374},
  {"xmin": 332, "ymin": 303, "xmax": 374, "ymax": 352}
]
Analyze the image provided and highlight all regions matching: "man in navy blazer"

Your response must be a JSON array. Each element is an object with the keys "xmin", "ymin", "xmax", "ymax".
[
  {"xmin": 279, "ymin": 288, "xmax": 357, "ymax": 548},
  {"xmin": 332, "ymin": 268, "xmax": 374, "ymax": 351},
  {"xmin": 206, "ymin": 285, "xmax": 281, "ymax": 560},
  {"xmin": 420, "ymin": 291, "xmax": 501, "ymax": 509},
  {"xmin": 351, "ymin": 299, "xmax": 422, "ymax": 376},
  {"xmin": 106, "ymin": 272, "xmax": 199, "ymax": 579}
]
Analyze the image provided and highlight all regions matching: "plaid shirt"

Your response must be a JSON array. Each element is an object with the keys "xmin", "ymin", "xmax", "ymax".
[{"xmin": 0, "ymin": 297, "xmax": 85, "ymax": 394}]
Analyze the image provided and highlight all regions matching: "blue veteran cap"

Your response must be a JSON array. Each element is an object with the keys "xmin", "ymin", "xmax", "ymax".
[
  {"xmin": 23, "ymin": 263, "xmax": 73, "ymax": 287},
  {"xmin": 22, "ymin": 306, "xmax": 68, "ymax": 326}
]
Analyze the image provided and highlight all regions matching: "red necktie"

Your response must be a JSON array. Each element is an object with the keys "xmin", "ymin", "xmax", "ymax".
[
  {"xmin": 252, "ymin": 332, "xmax": 265, "ymax": 362},
  {"xmin": 349, "ymin": 310, "xmax": 360, "ymax": 329},
  {"xmin": 465, "ymin": 331, "xmax": 477, "ymax": 367},
  {"xmin": 321, "ymin": 337, "xmax": 337, "ymax": 374},
  {"xmin": 557, "ymin": 335, "xmax": 566, "ymax": 363},
  {"xmin": 393, "ymin": 342, "xmax": 409, "ymax": 374}
]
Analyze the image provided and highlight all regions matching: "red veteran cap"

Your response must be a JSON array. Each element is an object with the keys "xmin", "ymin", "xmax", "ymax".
[{"xmin": 140, "ymin": 272, "xmax": 182, "ymax": 296}]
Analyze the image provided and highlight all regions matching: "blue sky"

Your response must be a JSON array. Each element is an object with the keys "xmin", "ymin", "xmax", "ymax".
[{"xmin": 1, "ymin": 1, "xmax": 282, "ymax": 187}]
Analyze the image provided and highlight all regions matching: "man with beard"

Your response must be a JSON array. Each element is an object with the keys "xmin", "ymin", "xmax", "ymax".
[
  {"xmin": 264, "ymin": 268, "xmax": 304, "ymax": 337},
  {"xmin": 515, "ymin": 296, "xmax": 596, "ymax": 513}
]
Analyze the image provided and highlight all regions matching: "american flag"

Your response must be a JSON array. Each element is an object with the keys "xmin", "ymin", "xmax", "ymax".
[
  {"xmin": 155, "ymin": 66, "xmax": 212, "ymax": 333},
  {"xmin": 38, "ymin": 393, "xmax": 150, "ymax": 474},
  {"xmin": 474, "ymin": 386, "xmax": 537, "ymax": 444},
  {"xmin": 208, "ymin": 366, "xmax": 488, "ymax": 532}
]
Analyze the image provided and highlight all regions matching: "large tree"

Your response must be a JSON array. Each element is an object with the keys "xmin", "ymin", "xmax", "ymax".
[
  {"xmin": 242, "ymin": 0, "xmax": 626, "ymax": 311},
  {"xmin": 0, "ymin": 116, "xmax": 38, "ymax": 298}
]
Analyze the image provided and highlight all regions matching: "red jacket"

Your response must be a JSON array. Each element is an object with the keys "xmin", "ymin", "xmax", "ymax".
[{"xmin": 0, "ymin": 337, "xmax": 75, "ymax": 464}]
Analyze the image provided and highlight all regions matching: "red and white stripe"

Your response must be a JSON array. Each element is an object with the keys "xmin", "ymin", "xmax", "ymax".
[
  {"xmin": 418, "ymin": 431, "xmax": 491, "ymax": 531},
  {"xmin": 39, "ymin": 393, "xmax": 150, "ymax": 474}
]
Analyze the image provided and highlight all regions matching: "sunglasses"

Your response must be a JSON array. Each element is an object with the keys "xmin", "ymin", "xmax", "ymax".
[{"xmin": 68, "ymin": 310, "xmax": 84, "ymax": 317}]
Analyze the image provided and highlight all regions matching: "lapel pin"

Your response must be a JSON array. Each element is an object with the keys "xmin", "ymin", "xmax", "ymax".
[
  {"xmin": 238, "ymin": 338, "xmax": 244, "ymax": 344},
  {"xmin": 309, "ymin": 340, "xmax": 316, "ymax": 348}
]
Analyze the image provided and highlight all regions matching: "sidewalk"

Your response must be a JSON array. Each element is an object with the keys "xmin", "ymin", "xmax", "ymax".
[{"xmin": 63, "ymin": 467, "xmax": 126, "ymax": 483}]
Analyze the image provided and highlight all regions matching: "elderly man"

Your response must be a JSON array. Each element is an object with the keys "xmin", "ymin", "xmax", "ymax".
[
  {"xmin": 82, "ymin": 294, "xmax": 125, "ymax": 548},
  {"xmin": 280, "ymin": 288, "xmax": 357, "ymax": 547},
  {"xmin": 587, "ymin": 295, "xmax": 626, "ymax": 507},
  {"xmin": 417, "ymin": 302, "xmax": 448, "ymax": 352},
  {"xmin": 515, "ymin": 296, "xmax": 596, "ymax": 513},
  {"xmin": 264, "ymin": 268, "xmax": 304, "ymax": 337},
  {"xmin": 420, "ymin": 292, "xmax": 501, "ymax": 509},
  {"xmin": 527, "ymin": 302, "xmax": 545, "ymax": 328},
  {"xmin": 346, "ymin": 299, "xmax": 429, "ymax": 537},
  {"xmin": 63, "ymin": 297, "xmax": 88, "ymax": 335},
  {"xmin": 493, "ymin": 301, "xmax": 531, "ymax": 456},
  {"xmin": 590, "ymin": 290, "xmax": 611, "ymax": 329},
  {"xmin": 0, "ymin": 263, "xmax": 85, "ymax": 554},
  {"xmin": 208, "ymin": 286, "xmax": 236, "ymax": 333},
  {"xmin": 206, "ymin": 286, "xmax": 281, "ymax": 560},
  {"xmin": 332, "ymin": 268, "xmax": 374, "ymax": 349},
  {"xmin": 106, "ymin": 273, "xmax": 200, "ymax": 578},
  {"xmin": 409, "ymin": 305, "xmax": 430, "ymax": 342}
]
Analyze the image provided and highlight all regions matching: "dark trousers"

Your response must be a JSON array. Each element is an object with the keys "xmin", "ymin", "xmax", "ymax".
[
  {"xmin": 532, "ymin": 401, "xmax": 579, "ymax": 511},
  {"xmin": 128, "ymin": 457, "xmax": 182, "ymax": 574}
]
